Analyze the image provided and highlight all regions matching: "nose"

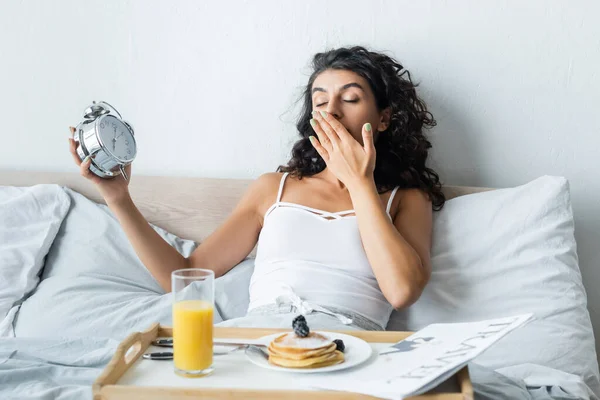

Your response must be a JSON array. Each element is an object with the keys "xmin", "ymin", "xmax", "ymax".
[{"xmin": 325, "ymin": 98, "xmax": 342, "ymax": 120}]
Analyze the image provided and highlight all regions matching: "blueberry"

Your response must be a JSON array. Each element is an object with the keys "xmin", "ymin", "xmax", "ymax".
[
  {"xmin": 292, "ymin": 315, "xmax": 310, "ymax": 337},
  {"xmin": 333, "ymin": 339, "xmax": 345, "ymax": 352},
  {"xmin": 292, "ymin": 315, "xmax": 306, "ymax": 326}
]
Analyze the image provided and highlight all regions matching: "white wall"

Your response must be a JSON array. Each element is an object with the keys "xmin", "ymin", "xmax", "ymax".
[{"xmin": 1, "ymin": 0, "xmax": 599, "ymax": 354}]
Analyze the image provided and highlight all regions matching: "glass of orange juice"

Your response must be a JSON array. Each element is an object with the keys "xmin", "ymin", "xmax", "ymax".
[{"xmin": 172, "ymin": 268, "xmax": 215, "ymax": 378}]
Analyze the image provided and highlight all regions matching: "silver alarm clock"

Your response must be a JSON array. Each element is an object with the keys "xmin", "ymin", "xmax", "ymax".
[{"xmin": 73, "ymin": 101, "xmax": 137, "ymax": 180}]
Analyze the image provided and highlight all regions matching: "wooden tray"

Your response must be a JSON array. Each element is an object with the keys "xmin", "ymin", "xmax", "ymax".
[{"xmin": 93, "ymin": 323, "xmax": 473, "ymax": 400}]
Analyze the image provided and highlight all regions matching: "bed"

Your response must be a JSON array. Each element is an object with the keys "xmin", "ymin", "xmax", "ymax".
[{"xmin": 0, "ymin": 170, "xmax": 598, "ymax": 399}]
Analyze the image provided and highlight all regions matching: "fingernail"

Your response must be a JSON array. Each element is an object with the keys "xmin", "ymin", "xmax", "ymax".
[
  {"xmin": 320, "ymin": 111, "xmax": 327, "ymax": 118},
  {"xmin": 310, "ymin": 119, "xmax": 317, "ymax": 128},
  {"xmin": 365, "ymin": 123, "xmax": 372, "ymax": 132},
  {"xmin": 312, "ymin": 111, "xmax": 318, "ymax": 117},
  {"xmin": 308, "ymin": 135, "xmax": 315, "ymax": 143}
]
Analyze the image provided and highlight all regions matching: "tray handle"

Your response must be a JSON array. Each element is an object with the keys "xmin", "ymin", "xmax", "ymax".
[{"xmin": 93, "ymin": 323, "xmax": 160, "ymax": 399}]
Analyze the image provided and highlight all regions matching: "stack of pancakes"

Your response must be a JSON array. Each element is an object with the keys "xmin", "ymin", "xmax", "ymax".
[{"xmin": 268, "ymin": 332, "xmax": 344, "ymax": 369}]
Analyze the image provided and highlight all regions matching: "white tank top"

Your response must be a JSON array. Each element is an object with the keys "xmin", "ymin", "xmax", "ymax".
[{"xmin": 247, "ymin": 172, "xmax": 398, "ymax": 329}]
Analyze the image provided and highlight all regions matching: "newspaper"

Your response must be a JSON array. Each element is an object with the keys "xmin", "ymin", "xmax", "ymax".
[{"xmin": 309, "ymin": 313, "xmax": 534, "ymax": 399}]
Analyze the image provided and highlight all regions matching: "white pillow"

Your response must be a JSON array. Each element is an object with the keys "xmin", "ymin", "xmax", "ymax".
[
  {"xmin": 14, "ymin": 187, "xmax": 251, "ymax": 340},
  {"xmin": 214, "ymin": 259, "xmax": 254, "ymax": 321},
  {"xmin": 388, "ymin": 176, "xmax": 600, "ymax": 395},
  {"xmin": 0, "ymin": 185, "xmax": 71, "ymax": 336}
]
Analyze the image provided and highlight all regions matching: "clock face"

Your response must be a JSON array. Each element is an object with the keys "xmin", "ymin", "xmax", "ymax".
[{"xmin": 97, "ymin": 115, "xmax": 136, "ymax": 162}]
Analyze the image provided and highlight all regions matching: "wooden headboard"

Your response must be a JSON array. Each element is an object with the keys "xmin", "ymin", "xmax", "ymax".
[{"xmin": 0, "ymin": 170, "xmax": 491, "ymax": 243}]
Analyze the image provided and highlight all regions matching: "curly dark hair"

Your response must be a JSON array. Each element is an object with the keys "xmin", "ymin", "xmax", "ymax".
[{"xmin": 277, "ymin": 46, "xmax": 445, "ymax": 211}]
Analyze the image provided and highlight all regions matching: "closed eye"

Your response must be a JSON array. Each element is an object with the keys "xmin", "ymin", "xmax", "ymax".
[{"xmin": 315, "ymin": 100, "xmax": 359, "ymax": 107}]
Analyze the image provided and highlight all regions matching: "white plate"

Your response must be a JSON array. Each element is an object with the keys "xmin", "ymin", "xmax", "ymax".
[{"xmin": 245, "ymin": 331, "xmax": 372, "ymax": 373}]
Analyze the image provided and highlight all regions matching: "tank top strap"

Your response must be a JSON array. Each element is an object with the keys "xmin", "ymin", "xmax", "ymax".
[
  {"xmin": 386, "ymin": 186, "xmax": 400, "ymax": 216},
  {"xmin": 276, "ymin": 172, "xmax": 290, "ymax": 203}
]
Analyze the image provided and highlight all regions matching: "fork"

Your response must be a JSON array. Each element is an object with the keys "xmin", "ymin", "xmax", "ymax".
[{"xmin": 245, "ymin": 344, "xmax": 269, "ymax": 360}]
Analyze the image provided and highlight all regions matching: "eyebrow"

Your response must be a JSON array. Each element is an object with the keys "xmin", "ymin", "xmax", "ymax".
[{"xmin": 311, "ymin": 82, "xmax": 364, "ymax": 95}]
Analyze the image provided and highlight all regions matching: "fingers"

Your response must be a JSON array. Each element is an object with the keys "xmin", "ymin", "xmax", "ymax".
[
  {"xmin": 69, "ymin": 126, "xmax": 93, "ymax": 180},
  {"xmin": 308, "ymin": 136, "xmax": 329, "ymax": 162},
  {"xmin": 313, "ymin": 110, "xmax": 351, "ymax": 143},
  {"xmin": 310, "ymin": 117, "xmax": 333, "ymax": 152},
  {"xmin": 68, "ymin": 127, "xmax": 82, "ymax": 166},
  {"xmin": 79, "ymin": 155, "xmax": 93, "ymax": 178},
  {"xmin": 311, "ymin": 111, "xmax": 339, "ymax": 148},
  {"xmin": 79, "ymin": 155, "xmax": 102, "ymax": 184},
  {"xmin": 362, "ymin": 123, "xmax": 375, "ymax": 157}
]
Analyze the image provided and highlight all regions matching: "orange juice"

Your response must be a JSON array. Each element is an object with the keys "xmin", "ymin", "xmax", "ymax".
[{"xmin": 173, "ymin": 300, "xmax": 213, "ymax": 372}]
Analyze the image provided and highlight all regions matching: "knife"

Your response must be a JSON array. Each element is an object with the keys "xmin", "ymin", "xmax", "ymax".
[
  {"xmin": 152, "ymin": 338, "xmax": 267, "ymax": 348},
  {"xmin": 143, "ymin": 345, "xmax": 269, "ymax": 361}
]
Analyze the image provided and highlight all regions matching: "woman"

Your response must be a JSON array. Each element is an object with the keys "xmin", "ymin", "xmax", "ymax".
[{"xmin": 68, "ymin": 46, "xmax": 445, "ymax": 331}]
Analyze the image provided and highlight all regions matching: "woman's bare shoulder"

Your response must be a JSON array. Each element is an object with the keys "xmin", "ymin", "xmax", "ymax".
[
  {"xmin": 250, "ymin": 172, "xmax": 284, "ymax": 195},
  {"xmin": 243, "ymin": 172, "xmax": 285, "ymax": 217},
  {"xmin": 254, "ymin": 171, "xmax": 284, "ymax": 185},
  {"xmin": 384, "ymin": 188, "xmax": 428, "ymax": 219},
  {"xmin": 395, "ymin": 188, "xmax": 431, "ymax": 212}
]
